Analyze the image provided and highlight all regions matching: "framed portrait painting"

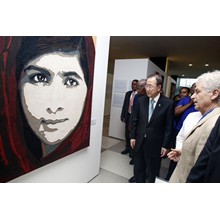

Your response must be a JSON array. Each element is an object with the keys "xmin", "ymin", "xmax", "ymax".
[{"xmin": 0, "ymin": 36, "xmax": 95, "ymax": 182}]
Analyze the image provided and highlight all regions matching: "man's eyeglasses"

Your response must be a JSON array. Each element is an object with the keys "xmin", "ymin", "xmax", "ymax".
[{"xmin": 145, "ymin": 84, "xmax": 157, "ymax": 90}]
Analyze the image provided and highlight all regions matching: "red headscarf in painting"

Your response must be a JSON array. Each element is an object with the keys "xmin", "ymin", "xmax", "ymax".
[{"xmin": 0, "ymin": 36, "xmax": 95, "ymax": 182}]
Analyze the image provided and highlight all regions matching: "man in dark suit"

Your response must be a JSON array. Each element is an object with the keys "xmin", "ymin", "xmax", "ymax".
[
  {"xmin": 120, "ymin": 79, "xmax": 138, "ymax": 156},
  {"xmin": 130, "ymin": 73, "xmax": 174, "ymax": 183},
  {"xmin": 186, "ymin": 116, "xmax": 220, "ymax": 183}
]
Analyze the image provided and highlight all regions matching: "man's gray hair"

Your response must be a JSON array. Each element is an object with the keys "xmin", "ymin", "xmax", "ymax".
[
  {"xmin": 138, "ymin": 79, "xmax": 146, "ymax": 88},
  {"xmin": 197, "ymin": 70, "xmax": 220, "ymax": 92}
]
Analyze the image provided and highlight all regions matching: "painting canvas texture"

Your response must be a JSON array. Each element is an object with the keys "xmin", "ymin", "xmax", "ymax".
[{"xmin": 0, "ymin": 36, "xmax": 95, "ymax": 182}]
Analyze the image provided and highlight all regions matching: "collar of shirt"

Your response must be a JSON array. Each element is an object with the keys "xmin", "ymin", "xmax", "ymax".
[
  {"xmin": 133, "ymin": 91, "xmax": 138, "ymax": 95},
  {"xmin": 150, "ymin": 93, "xmax": 160, "ymax": 107},
  {"xmin": 130, "ymin": 91, "xmax": 137, "ymax": 98}
]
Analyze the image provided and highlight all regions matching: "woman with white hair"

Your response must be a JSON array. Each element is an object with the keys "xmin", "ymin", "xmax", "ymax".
[{"xmin": 168, "ymin": 70, "xmax": 220, "ymax": 183}]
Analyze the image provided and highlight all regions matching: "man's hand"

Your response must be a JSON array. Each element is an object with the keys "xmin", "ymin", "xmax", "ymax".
[
  {"xmin": 130, "ymin": 139, "xmax": 136, "ymax": 149},
  {"xmin": 161, "ymin": 147, "xmax": 168, "ymax": 157}
]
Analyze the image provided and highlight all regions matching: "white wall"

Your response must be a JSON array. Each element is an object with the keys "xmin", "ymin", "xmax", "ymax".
[
  {"xmin": 10, "ymin": 36, "xmax": 110, "ymax": 183},
  {"xmin": 109, "ymin": 59, "xmax": 149, "ymax": 140},
  {"xmin": 108, "ymin": 58, "xmax": 166, "ymax": 140}
]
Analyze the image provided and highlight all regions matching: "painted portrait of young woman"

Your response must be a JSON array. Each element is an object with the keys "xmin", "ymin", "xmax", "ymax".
[{"xmin": 0, "ymin": 36, "xmax": 95, "ymax": 182}]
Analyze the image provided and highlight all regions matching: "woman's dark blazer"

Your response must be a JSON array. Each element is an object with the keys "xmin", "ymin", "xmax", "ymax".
[{"xmin": 186, "ymin": 116, "xmax": 220, "ymax": 183}]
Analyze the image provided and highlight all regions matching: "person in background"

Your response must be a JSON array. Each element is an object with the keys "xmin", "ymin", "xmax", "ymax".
[
  {"xmin": 129, "ymin": 79, "xmax": 146, "ymax": 165},
  {"xmin": 174, "ymin": 87, "xmax": 190, "ymax": 121},
  {"xmin": 132, "ymin": 79, "xmax": 147, "ymax": 110},
  {"xmin": 175, "ymin": 84, "xmax": 197, "ymax": 132},
  {"xmin": 179, "ymin": 86, "xmax": 191, "ymax": 98},
  {"xmin": 186, "ymin": 116, "xmax": 220, "ymax": 183},
  {"xmin": 128, "ymin": 79, "xmax": 146, "ymax": 183},
  {"xmin": 173, "ymin": 94, "xmax": 181, "ymax": 102},
  {"xmin": 169, "ymin": 70, "xmax": 220, "ymax": 183},
  {"xmin": 120, "ymin": 79, "xmax": 138, "ymax": 157},
  {"xmin": 130, "ymin": 72, "xmax": 174, "ymax": 183},
  {"xmin": 175, "ymin": 111, "xmax": 202, "ymax": 151},
  {"xmin": 165, "ymin": 86, "xmax": 192, "ymax": 180}
]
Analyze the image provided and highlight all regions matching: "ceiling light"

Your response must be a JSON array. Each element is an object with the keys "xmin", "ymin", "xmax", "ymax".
[
  {"xmin": 189, "ymin": 64, "xmax": 193, "ymax": 66},
  {"xmin": 205, "ymin": 64, "xmax": 209, "ymax": 66},
  {"xmin": 182, "ymin": 74, "xmax": 185, "ymax": 77}
]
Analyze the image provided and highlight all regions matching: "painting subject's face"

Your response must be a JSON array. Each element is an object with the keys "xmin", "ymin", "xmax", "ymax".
[{"xmin": 19, "ymin": 52, "xmax": 88, "ymax": 145}]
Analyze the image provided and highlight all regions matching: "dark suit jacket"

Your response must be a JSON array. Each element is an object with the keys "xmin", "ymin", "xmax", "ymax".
[
  {"xmin": 121, "ymin": 90, "xmax": 132, "ymax": 123},
  {"xmin": 186, "ymin": 116, "xmax": 220, "ymax": 183},
  {"xmin": 130, "ymin": 94, "xmax": 174, "ymax": 156}
]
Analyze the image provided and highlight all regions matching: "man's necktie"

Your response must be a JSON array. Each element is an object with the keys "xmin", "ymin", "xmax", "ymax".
[
  {"xmin": 148, "ymin": 99, "xmax": 155, "ymax": 121},
  {"xmin": 128, "ymin": 92, "xmax": 135, "ymax": 113}
]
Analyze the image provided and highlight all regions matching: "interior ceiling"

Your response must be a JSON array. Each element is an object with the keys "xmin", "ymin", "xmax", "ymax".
[{"xmin": 108, "ymin": 36, "xmax": 220, "ymax": 78}]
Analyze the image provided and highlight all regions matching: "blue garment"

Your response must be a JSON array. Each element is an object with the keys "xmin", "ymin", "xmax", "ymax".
[{"xmin": 176, "ymin": 97, "xmax": 198, "ymax": 131}]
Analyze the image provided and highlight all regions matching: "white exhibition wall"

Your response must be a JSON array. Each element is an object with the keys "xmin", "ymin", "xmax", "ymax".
[
  {"xmin": 109, "ymin": 58, "xmax": 166, "ymax": 140},
  {"xmin": 10, "ymin": 36, "xmax": 110, "ymax": 183}
]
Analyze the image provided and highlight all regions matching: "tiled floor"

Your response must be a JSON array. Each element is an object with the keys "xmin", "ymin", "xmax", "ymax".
[{"xmin": 89, "ymin": 116, "xmax": 169, "ymax": 183}]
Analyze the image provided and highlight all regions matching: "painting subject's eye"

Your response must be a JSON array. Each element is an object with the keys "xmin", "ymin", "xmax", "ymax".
[
  {"xmin": 30, "ymin": 73, "xmax": 50, "ymax": 83},
  {"xmin": 64, "ymin": 78, "xmax": 79, "ymax": 87}
]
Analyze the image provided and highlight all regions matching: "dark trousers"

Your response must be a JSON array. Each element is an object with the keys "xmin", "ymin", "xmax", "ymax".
[
  {"xmin": 134, "ymin": 139, "xmax": 161, "ymax": 183},
  {"xmin": 125, "ymin": 114, "xmax": 132, "ymax": 154},
  {"xmin": 165, "ymin": 161, "xmax": 177, "ymax": 180}
]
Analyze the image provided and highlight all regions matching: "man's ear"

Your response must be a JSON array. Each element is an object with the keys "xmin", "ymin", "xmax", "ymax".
[
  {"xmin": 158, "ymin": 85, "xmax": 162, "ymax": 92},
  {"xmin": 211, "ymin": 89, "xmax": 220, "ymax": 101}
]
